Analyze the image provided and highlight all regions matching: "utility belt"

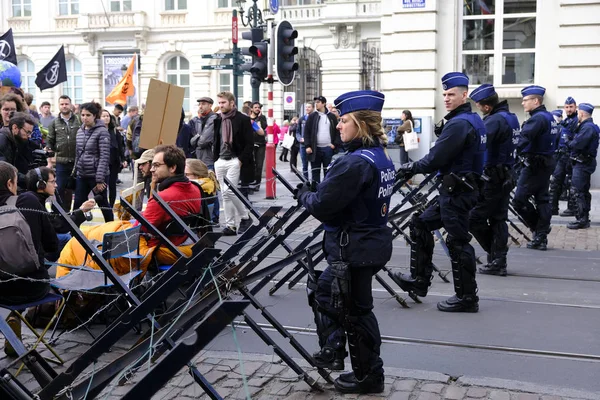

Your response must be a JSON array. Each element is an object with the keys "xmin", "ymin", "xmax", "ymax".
[
  {"xmin": 555, "ymin": 147, "xmax": 569, "ymax": 156},
  {"xmin": 441, "ymin": 172, "xmax": 478, "ymax": 194},
  {"xmin": 519, "ymin": 153, "xmax": 553, "ymax": 168},
  {"xmin": 571, "ymin": 154, "xmax": 595, "ymax": 165},
  {"xmin": 481, "ymin": 164, "xmax": 511, "ymax": 184}
]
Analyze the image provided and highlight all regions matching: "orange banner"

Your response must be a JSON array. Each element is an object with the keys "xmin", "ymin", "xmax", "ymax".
[{"xmin": 105, "ymin": 54, "xmax": 136, "ymax": 105}]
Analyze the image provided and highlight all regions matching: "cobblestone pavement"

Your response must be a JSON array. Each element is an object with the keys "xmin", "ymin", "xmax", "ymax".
[{"xmin": 2, "ymin": 334, "xmax": 597, "ymax": 400}]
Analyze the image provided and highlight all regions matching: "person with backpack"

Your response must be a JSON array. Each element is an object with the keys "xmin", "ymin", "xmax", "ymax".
[
  {"xmin": 0, "ymin": 161, "xmax": 58, "ymax": 356},
  {"xmin": 185, "ymin": 158, "xmax": 219, "ymax": 226},
  {"xmin": 72, "ymin": 102, "xmax": 112, "ymax": 223}
]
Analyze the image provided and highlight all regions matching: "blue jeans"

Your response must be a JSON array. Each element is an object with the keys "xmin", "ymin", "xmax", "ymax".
[
  {"xmin": 55, "ymin": 162, "xmax": 74, "ymax": 210},
  {"xmin": 311, "ymin": 146, "xmax": 334, "ymax": 183},
  {"xmin": 207, "ymin": 164, "xmax": 220, "ymax": 223},
  {"xmin": 73, "ymin": 176, "xmax": 113, "ymax": 222},
  {"xmin": 299, "ymin": 144, "xmax": 309, "ymax": 180}
]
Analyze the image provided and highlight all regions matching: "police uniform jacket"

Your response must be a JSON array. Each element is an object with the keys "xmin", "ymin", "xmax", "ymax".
[
  {"xmin": 568, "ymin": 118, "xmax": 600, "ymax": 171},
  {"xmin": 558, "ymin": 114, "xmax": 578, "ymax": 150},
  {"xmin": 298, "ymin": 138, "xmax": 395, "ymax": 268},
  {"xmin": 412, "ymin": 103, "xmax": 485, "ymax": 177},
  {"xmin": 482, "ymin": 100, "xmax": 519, "ymax": 168},
  {"xmin": 516, "ymin": 105, "xmax": 558, "ymax": 156}
]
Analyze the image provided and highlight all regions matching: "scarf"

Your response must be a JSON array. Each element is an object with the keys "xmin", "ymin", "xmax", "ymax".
[
  {"xmin": 220, "ymin": 105, "xmax": 237, "ymax": 145},
  {"xmin": 157, "ymin": 174, "xmax": 188, "ymax": 192}
]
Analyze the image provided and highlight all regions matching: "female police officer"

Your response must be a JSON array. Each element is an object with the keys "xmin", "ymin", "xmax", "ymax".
[{"xmin": 295, "ymin": 90, "xmax": 395, "ymax": 394}]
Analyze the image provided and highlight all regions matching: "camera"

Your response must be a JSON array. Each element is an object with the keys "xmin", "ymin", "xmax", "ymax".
[{"xmin": 29, "ymin": 149, "xmax": 56, "ymax": 169}]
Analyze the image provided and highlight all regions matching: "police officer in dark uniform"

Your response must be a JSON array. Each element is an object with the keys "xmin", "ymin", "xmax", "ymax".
[
  {"xmin": 550, "ymin": 97, "xmax": 579, "ymax": 216},
  {"xmin": 468, "ymin": 84, "xmax": 519, "ymax": 277},
  {"xmin": 391, "ymin": 72, "xmax": 486, "ymax": 312},
  {"xmin": 295, "ymin": 90, "xmax": 394, "ymax": 394},
  {"xmin": 513, "ymin": 85, "xmax": 559, "ymax": 251},
  {"xmin": 566, "ymin": 103, "xmax": 599, "ymax": 229}
]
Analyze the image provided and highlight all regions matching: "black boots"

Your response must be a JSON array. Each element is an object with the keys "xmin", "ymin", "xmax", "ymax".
[
  {"xmin": 390, "ymin": 272, "xmax": 430, "ymax": 297},
  {"xmin": 527, "ymin": 233, "xmax": 548, "ymax": 251},
  {"xmin": 478, "ymin": 258, "xmax": 507, "ymax": 276},
  {"xmin": 437, "ymin": 294, "xmax": 479, "ymax": 313},
  {"xmin": 334, "ymin": 371, "xmax": 385, "ymax": 394},
  {"xmin": 559, "ymin": 208, "xmax": 576, "ymax": 217},
  {"xmin": 568, "ymin": 219, "xmax": 590, "ymax": 229},
  {"xmin": 312, "ymin": 347, "xmax": 346, "ymax": 371}
]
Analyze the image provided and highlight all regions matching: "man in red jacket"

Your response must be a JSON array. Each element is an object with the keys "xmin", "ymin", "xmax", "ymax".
[{"xmin": 140, "ymin": 144, "xmax": 201, "ymax": 247}]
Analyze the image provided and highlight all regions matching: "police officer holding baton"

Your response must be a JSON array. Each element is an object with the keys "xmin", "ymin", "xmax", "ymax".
[
  {"xmin": 468, "ymin": 84, "xmax": 520, "ymax": 277},
  {"xmin": 566, "ymin": 103, "xmax": 599, "ymax": 229},
  {"xmin": 513, "ymin": 85, "xmax": 559, "ymax": 250},
  {"xmin": 295, "ymin": 90, "xmax": 395, "ymax": 394},
  {"xmin": 391, "ymin": 72, "xmax": 486, "ymax": 312}
]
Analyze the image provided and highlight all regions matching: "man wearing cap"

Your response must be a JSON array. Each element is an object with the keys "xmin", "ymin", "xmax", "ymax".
[
  {"xmin": 550, "ymin": 97, "xmax": 579, "ymax": 216},
  {"xmin": 513, "ymin": 85, "xmax": 559, "ymax": 250},
  {"xmin": 468, "ymin": 84, "xmax": 520, "ymax": 277},
  {"xmin": 249, "ymin": 101, "xmax": 267, "ymax": 190},
  {"xmin": 296, "ymin": 90, "xmax": 392, "ymax": 394},
  {"xmin": 190, "ymin": 97, "xmax": 219, "ymax": 168},
  {"xmin": 304, "ymin": 95, "xmax": 341, "ymax": 183},
  {"xmin": 391, "ymin": 72, "xmax": 486, "ymax": 312},
  {"xmin": 565, "ymin": 103, "xmax": 599, "ymax": 229}
]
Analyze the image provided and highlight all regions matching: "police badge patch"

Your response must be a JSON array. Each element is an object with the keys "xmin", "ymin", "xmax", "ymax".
[{"xmin": 381, "ymin": 202, "xmax": 388, "ymax": 217}]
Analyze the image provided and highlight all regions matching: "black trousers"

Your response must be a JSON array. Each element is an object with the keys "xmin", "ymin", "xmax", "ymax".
[
  {"xmin": 513, "ymin": 162, "xmax": 554, "ymax": 234},
  {"xmin": 253, "ymin": 144, "xmax": 266, "ymax": 185},
  {"xmin": 571, "ymin": 162, "xmax": 595, "ymax": 220},
  {"xmin": 314, "ymin": 265, "xmax": 384, "ymax": 376}
]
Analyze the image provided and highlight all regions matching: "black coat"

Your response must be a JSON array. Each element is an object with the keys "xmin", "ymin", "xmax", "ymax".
[
  {"xmin": 213, "ymin": 111, "xmax": 255, "ymax": 183},
  {"xmin": 303, "ymin": 111, "xmax": 341, "ymax": 162}
]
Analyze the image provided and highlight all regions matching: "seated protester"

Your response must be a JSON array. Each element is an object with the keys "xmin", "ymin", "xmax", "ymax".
[
  {"xmin": 0, "ymin": 161, "xmax": 57, "ymax": 356},
  {"xmin": 22, "ymin": 167, "xmax": 96, "ymax": 261},
  {"xmin": 185, "ymin": 158, "xmax": 220, "ymax": 224},
  {"xmin": 138, "ymin": 145, "xmax": 201, "ymax": 264}
]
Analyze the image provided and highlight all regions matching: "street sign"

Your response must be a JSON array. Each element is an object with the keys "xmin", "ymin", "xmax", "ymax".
[
  {"xmin": 270, "ymin": 0, "xmax": 279, "ymax": 14},
  {"xmin": 232, "ymin": 15, "xmax": 238, "ymax": 44},
  {"xmin": 202, "ymin": 54, "xmax": 233, "ymax": 59},
  {"xmin": 402, "ymin": 0, "xmax": 426, "ymax": 8},
  {"xmin": 283, "ymin": 92, "xmax": 295, "ymax": 110},
  {"xmin": 201, "ymin": 65, "xmax": 234, "ymax": 70}
]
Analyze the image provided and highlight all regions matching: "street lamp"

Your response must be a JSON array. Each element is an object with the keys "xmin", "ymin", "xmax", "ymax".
[{"xmin": 236, "ymin": 0, "xmax": 264, "ymax": 28}]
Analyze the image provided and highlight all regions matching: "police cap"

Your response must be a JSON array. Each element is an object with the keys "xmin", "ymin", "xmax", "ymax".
[
  {"xmin": 441, "ymin": 72, "xmax": 469, "ymax": 90},
  {"xmin": 521, "ymin": 85, "xmax": 546, "ymax": 97},
  {"xmin": 334, "ymin": 90, "xmax": 385, "ymax": 117},
  {"xmin": 470, "ymin": 84, "xmax": 496, "ymax": 103}
]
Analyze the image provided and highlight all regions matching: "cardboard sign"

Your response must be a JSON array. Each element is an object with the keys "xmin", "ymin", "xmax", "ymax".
[{"xmin": 138, "ymin": 78, "xmax": 185, "ymax": 150}]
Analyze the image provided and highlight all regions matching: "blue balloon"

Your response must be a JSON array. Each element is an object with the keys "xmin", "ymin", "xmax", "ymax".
[{"xmin": 0, "ymin": 60, "xmax": 22, "ymax": 88}]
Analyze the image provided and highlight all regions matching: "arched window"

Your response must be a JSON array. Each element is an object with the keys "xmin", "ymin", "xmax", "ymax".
[
  {"xmin": 17, "ymin": 59, "xmax": 36, "ymax": 98},
  {"xmin": 166, "ymin": 55, "xmax": 190, "ymax": 112},
  {"xmin": 63, "ymin": 57, "xmax": 83, "ymax": 105}
]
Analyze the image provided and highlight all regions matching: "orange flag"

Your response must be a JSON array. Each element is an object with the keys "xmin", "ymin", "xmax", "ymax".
[{"xmin": 106, "ymin": 54, "xmax": 136, "ymax": 105}]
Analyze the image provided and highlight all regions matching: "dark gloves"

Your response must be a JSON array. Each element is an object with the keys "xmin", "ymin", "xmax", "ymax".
[
  {"xmin": 397, "ymin": 162, "xmax": 415, "ymax": 181},
  {"xmin": 293, "ymin": 181, "xmax": 317, "ymax": 200}
]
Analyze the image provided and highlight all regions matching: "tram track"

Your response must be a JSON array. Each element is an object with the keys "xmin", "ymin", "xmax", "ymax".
[{"xmin": 233, "ymin": 320, "xmax": 600, "ymax": 363}]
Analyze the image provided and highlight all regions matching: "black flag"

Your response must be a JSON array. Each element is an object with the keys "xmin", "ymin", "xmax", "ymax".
[
  {"xmin": 35, "ymin": 45, "xmax": 67, "ymax": 91},
  {"xmin": 0, "ymin": 28, "xmax": 18, "ymax": 65}
]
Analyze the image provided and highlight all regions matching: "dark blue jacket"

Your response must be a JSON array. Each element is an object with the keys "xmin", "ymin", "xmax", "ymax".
[
  {"xmin": 517, "ymin": 105, "xmax": 559, "ymax": 155},
  {"xmin": 482, "ymin": 100, "xmax": 519, "ymax": 167},
  {"xmin": 569, "ymin": 118, "xmax": 599, "ymax": 171},
  {"xmin": 413, "ymin": 103, "xmax": 485, "ymax": 176},
  {"xmin": 558, "ymin": 113, "xmax": 578, "ymax": 149},
  {"xmin": 299, "ymin": 139, "xmax": 394, "ymax": 267}
]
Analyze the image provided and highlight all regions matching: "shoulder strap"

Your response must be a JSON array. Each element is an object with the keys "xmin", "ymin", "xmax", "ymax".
[{"xmin": 5, "ymin": 196, "xmax": 17, "ymax": 207}]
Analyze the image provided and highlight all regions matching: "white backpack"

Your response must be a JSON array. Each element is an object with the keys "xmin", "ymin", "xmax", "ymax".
[{"xmin": 0, "ymin": 196, "xmax": 40, "ymax": 278}]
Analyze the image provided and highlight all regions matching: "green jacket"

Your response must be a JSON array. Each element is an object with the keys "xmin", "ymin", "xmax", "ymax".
[{"xmin": 47, "ymin": 114, "xmax": 81, "ymax": 164}]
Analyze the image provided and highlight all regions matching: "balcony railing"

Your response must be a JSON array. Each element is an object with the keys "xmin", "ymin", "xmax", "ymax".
[
  {"xmin": 7, "ymin": 17, "xmax": 31, "ymax": 32},
  {"xmin": 80, "ymin": 11, "xmax": 147, "ymax": 30},
  {"xmin": 55, "ymin": 15, "xmax": 79, "ymax": 31},
  {"xmin": 281, "ymin": 4, "xmax": 325, "ymax": 21},
  {"xmin": 160, "ymin": 11, "xmax": 187, "ymax": 27}
]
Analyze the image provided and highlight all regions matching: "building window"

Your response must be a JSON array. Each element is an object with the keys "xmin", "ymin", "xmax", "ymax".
[
  {"xmin": 166, "ymin": 56, "xmax": 190, "ymax": 112},
  {"xmin": 218, "ymin": 58, "xmax": 244, "ymax": 109},
  {"xmin": 165, "ymin": 0, "xmax": 186, "ymax": 10},
  {"xmin": 360, "ymin": 41, "xmax": 380, "ymax": 91},
  {"xmin": 63, "ymin": 58, "xmax": 83, "ymax": 105},
  {"xmin": 59, "ymin": 0, "xmax": 79, "ymax": 15},
  {"xmin": 17, "ymin": 59, "xmax": 35, "ymax": 98},
  {"xmin": 110, "ymin": 0, "xmax": 132, "ymax": 12},
  {"xmin": 217, "ymin": 0, "xmax": 232, "ymax": 8},
  {"xmin": 461, "ymin": 0, "xmax": 536, "ymax": 86},
  {"xmin": 12, "ymin": 0, "xmax": 32, "ymax": 17},
  {"xmin": 282, "ymin": 0, "xmax": 324, "ymax": 5}
]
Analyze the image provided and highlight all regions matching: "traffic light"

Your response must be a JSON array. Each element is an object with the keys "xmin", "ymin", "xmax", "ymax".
[
  {"xmin": 275, "ymin": 20, "xmax": 298, "ymax": 86},
  {"xmin": 241, "ymin": 27, "xmax": 268, "ymax": 88}
]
